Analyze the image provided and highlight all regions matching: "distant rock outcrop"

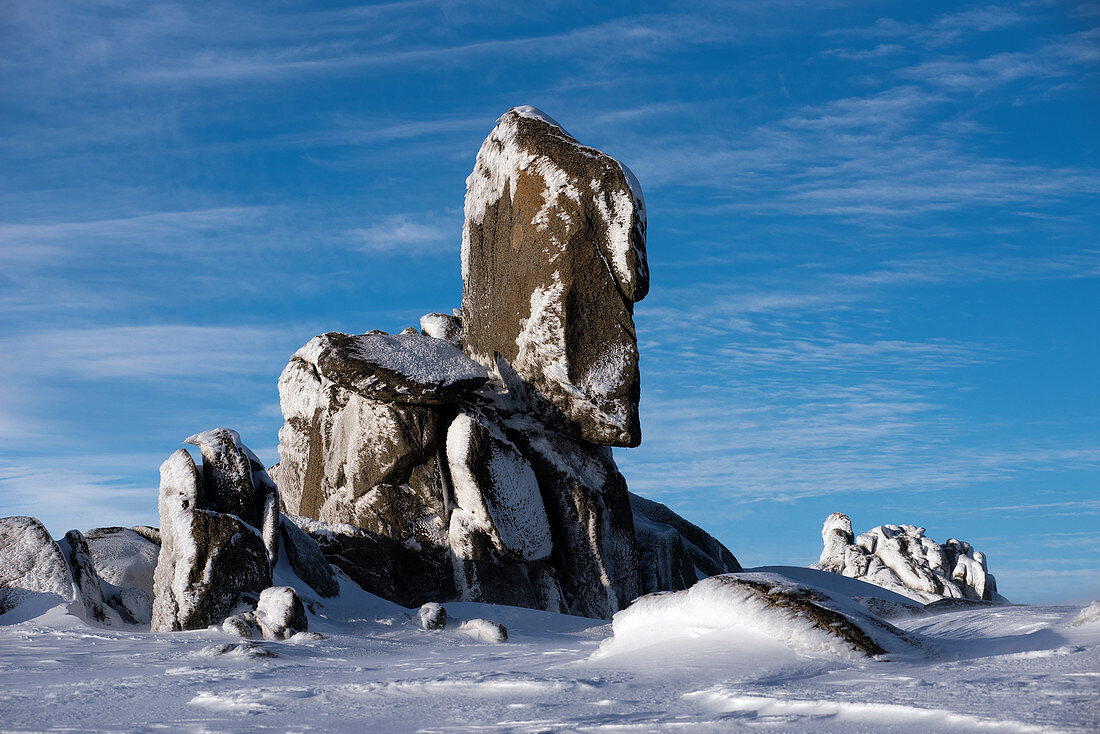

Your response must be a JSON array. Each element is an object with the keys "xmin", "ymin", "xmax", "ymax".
[
  {"xmin": 813, "ymin": 513, "xmax": 1002, "ymax": 604},
  {"xmin": 271, "ymin": 107, "xmax": 737, "ymax": 619}
]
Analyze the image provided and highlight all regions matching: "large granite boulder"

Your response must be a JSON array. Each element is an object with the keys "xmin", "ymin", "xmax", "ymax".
[
  {"xmin": 461, "ymin": 106, "xmax": 648, "ymax": 448},
  {"xmin": 0, "ymin": 516, "xmax": 76, "ymax": 615},
  {"xmin": 813, "ymin": 513, "xmax": 1002, "ymax": 604},
  {"xmin": 151, "ymin": 448, "xmax": 272, "ymax": 632}
]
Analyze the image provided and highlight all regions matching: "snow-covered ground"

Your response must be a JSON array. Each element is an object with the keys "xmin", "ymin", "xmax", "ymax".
[{"xmin": 1, "ymin": 567, "xmax": 1097, "ymax": 733}]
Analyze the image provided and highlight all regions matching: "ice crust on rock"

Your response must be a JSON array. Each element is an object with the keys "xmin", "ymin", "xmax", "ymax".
[
  {"xmin": 446, "ymin": 412, "xmax": 552, "ymax": 563},
  {"xmin": 813, "ymin": 513, "xmax": 1001, "ymax": 604},
  {"xmin": 461, "ymin": 106, "xmax": 648, "ymax": 447},
  {"xmin": 595, "ymin": 572, "xmax": 922, "ymax": 661},
  {"xmin": 418, "ymin": 602, "xmax": 447, "ymax": 630}
]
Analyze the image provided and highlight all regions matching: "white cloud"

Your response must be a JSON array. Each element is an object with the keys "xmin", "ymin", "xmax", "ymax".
[{"xmin": 346, "ymin": 214, "xmax": 458, "ymax": 254}]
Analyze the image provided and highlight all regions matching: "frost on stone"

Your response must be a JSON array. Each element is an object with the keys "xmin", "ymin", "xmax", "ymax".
[
  {"xmin": 0, "ymin": 515, "xmax": 77, "ymax": 616},
  {"xmin": 446, "ymin": 412, "xmax": 552, "ymax": 563},
  {"xmin": 418, "ymin": 602, "xmax": 447, "ymax": 630},
  {"xmin": 151, "ymin": 448, "xmax": 272, "ymax": 632},
  {"xmin": 594, "ymin": 572, "xmax": 922, "ymax": 661},
  {"xmin": 813, "ymin": 514, "xmax": 1002, "ymax": 604},
  {"xmin": 419, "ymin": 312, "xmax": 463, "ymax": 347}
]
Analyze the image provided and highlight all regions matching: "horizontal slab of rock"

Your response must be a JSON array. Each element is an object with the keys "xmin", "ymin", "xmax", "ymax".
[
  {"xmin": 288, "ymin": 331, "xmax": 489, "ymax": 406},
  {"xmin": 596, "ymin": 572, "xmax": 923, "ymax": 660}
]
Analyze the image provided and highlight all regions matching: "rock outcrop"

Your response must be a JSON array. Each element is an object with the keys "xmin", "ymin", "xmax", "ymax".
[
  {"xmin": 270, "ymin": 107, "xmax": 738, "ymax": 619},
  {"xmin": 813, "ymin": 513, "xmax": 1001, "ymax": 604},
  {"xmin": 151, "ymin": 445, "xmax": 273, "ymax": 632},
  {"xmin": 0, "ymin": 516, "xmax": 76, "ymax": 614},
  {"xmin": 461, "ymin": 106, "xmax": 647, "ymax": 448},
  {"xmin": 62, "ymin": 529, "xmax": 118, "ymax": 625}
]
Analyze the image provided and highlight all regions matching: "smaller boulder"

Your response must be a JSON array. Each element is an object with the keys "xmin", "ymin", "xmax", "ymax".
[
  {"xmin": 255, "ymin": 586, "xmax": 308, "ymax": 640},
  {"xmin": 458, "ymin": 618, "xmax": 508, "ymax": 643},
  {"xmin": 63, "ymin": 529, "xmax": 117, "ymax": 625},
  {"xmin": 222, "ymin": 612, "xmax": 260, "ymax": 638},
  {"xmin": 418, "ymin": 602, "xmax": 447, "ymax": 630},
  {"xmin": 419, "ymin": 312, "xmax": 463, "ymax": 347}
]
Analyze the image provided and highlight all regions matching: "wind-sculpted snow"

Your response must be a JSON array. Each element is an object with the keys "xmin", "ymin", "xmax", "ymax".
[
  {"xmin": 4, "ymin": 566, "xmax": 1095, "ymax": 732},
  {"xmin": 595, "ymin": 572, "xmax": 923, "ymax": 661},
  {"xmin": 814, "ymin": 512, "xmax": 1002, "ymax": 604}
]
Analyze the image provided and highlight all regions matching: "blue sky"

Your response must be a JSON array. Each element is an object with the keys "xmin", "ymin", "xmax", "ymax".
[{"xmin": 1, "ymin": 1, "xmax": 1097, "ymax": 603}]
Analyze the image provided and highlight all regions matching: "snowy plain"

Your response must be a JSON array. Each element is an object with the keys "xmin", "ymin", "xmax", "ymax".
[{"xmin": 2, "ymin": 566, "xmax": 1097, "ymax": 733}]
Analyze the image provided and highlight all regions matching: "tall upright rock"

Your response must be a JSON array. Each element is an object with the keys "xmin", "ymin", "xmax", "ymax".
[
  {"xmin": 272, "ymin": 107, "xmax": 738, "ymax": 618},
  {"xmin": 461, "ymin": 106, "xmax": 648, "ymax": 448}
]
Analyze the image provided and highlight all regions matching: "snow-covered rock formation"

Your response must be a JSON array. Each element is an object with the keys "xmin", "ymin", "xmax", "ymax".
[
  {"xmin": 271, "ymin": 106, "xmax": 738, "ymax": 619},
  {"xmin": 151, "ymin": 439, "xmax": 274, "ymax": 632},
  {"xmin": 813, "ymin": 513, "xmax": 1002, "ymax": 604},
  {"xmin": 0, "ymin": 516, "xmax": 77, "ymax": 615}
]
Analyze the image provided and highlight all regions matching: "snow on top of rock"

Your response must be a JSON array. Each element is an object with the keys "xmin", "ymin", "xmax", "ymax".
[
  {"xmin": 297, "ymin": 332, "xmax": 488, "ymax": 397},
  {"xmin": 511, "ymin": 105, "xmax": 567, "ymax": 133},
  {"xmin": 184, "ymin": 428, "xmax": 264, "ymax": 468},
  {"xmin": 0, "ymin": 516, "xmax": 78, "ymax": 611},
  {"xmin": 84, "ymin": 527, "xmax": 159, "ymax": 592}
]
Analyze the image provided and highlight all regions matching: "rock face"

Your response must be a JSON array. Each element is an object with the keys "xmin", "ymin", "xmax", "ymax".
[
  {"xmin": 813, "ymin": 513, "xmax": 1001, "ymax": 604},
  {"xmin": 461, "ymin": 106, "xmax": 648, "ymax": 448},
  {"xmin": 151, "ymin": 445, "xmax": 273, "ymax": 632},
  {"xmin": 271, "ymin": 107, "xmax": 738, "ymax": 619},
  {"xmin": 0, "ymin": 516, "xmax": 76, "ymax": 614}
]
